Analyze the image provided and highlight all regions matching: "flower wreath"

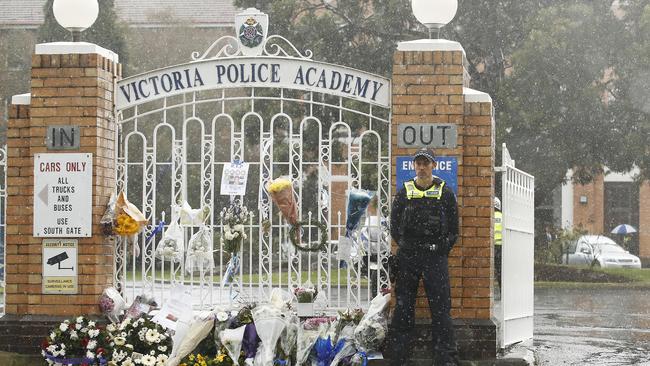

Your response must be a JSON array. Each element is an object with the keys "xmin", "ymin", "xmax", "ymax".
[{"xmin": 288, "ymin": 220, "xmax": 328, "ymax": 252}]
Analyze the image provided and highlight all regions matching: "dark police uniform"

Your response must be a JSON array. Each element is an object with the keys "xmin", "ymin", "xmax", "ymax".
[{"xmin": 388, "ymin": 176, "xmax": 459, "ymax": 366}]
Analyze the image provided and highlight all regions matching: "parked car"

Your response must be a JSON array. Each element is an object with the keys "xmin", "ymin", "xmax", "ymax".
[{"xmin": 562, "ymin": 235, "xmax": 642, "ymax": 268}]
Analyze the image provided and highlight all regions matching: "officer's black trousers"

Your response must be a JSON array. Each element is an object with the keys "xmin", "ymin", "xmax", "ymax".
[{"xmin": 387, "ymin": 245, "xmax": 458, "ymax": 366}]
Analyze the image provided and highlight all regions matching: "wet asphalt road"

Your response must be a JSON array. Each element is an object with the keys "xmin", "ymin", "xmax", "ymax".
[{"xmin": 533, "ymin": 286, "xmax": 650, "ymax": 365}]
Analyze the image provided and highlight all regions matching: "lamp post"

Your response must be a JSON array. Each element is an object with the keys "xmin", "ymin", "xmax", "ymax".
[
  {"xmin": 53, "ymin": 0, "xmax": 99, "ymax": 42},
  {"xmin": 411, "ymin": 0, "xmax": 458, "ymax": 39}
]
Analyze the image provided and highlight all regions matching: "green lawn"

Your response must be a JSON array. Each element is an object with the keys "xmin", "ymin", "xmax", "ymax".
[
  {"xmin": 598, "ymin": 267, "xmax": 650, "ymax": 283},
  {"xmin": 535, "ymin": 265, "xmax": 650, "ymax": 288}
]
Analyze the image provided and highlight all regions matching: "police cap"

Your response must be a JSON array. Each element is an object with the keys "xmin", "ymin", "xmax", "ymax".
[{"xmin": 413, "ymin": 147, "xmax": 435, "ymax": 163}]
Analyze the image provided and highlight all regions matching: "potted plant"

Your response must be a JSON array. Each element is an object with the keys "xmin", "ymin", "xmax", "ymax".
[{"xmin": 294, "ymin": 285, "xmax": 318, "ymax": 317}]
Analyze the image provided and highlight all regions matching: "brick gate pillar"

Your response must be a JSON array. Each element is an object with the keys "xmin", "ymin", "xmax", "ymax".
[
  {"xmin": 391, "ymin": 39, "xmax": 497, "ymax": 360},
  {"xmin": 0, "ymin": 43, "xmax": 120, "ymax": 353}
]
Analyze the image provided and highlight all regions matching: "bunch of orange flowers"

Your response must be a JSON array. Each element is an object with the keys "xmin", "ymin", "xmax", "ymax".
[{"xmin": 114, "ymin": 213, "xmax": 140, "ymax": 235}]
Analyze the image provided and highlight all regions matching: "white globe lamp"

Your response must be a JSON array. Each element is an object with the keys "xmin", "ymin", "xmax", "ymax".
[
  {"xmin": 411, "ymin": 0, "xmax": 458, "ymax": 39},
  {"xmin": 53, "ymin": 0, "xmax": 99, "ymax": 41}
]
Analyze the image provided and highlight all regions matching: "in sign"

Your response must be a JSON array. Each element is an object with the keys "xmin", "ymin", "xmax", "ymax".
[{"xmin": 47, "ymin": 125, "xmax": 80, "ymax": 150}]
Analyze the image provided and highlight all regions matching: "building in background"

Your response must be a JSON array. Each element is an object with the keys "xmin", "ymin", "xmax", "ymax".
[{"xmin": 555, "ymin": 168, "xmax": 649, "ymax": 266}]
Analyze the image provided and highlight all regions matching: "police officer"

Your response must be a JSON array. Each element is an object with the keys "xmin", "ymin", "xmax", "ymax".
[
  {"xmin": 387, "ymin": 148, "xmax": 459, "ymax": 366},
  {"xmin": 494, "ymin": 197, "xmax": 503, "ymax": 289}
]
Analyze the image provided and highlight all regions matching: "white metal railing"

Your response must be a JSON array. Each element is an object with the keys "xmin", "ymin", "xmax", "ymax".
[
  {"xmin": 115, "ymin": 209, "xmax": 389, "ymax": 312},
  {"xmin": 498, "ymin": 143, "xmax": 535, "ymax": 347}
]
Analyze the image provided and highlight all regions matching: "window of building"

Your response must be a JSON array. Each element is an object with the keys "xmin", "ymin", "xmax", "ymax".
[{"xmin": 604, "ymin": 182, "xmax": 639, "ymax": 255}]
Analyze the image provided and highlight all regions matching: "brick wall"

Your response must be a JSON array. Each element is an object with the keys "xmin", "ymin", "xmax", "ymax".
[
  {"xmin": 4, "ymin": 50, "xmax": 120, "ymax": 317},
  {"xmin": 391, "ymin": 45, "xmax": 494, "ymax": 322},
  {"xmin": 573, "ymin": 176, "xmax": 605, "ymax": 234}
]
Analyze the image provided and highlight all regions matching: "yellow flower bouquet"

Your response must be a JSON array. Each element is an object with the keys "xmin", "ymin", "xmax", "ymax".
[
  {"xmin": 265, "ymin": 176, "xmax": 298, "ymax": 225},
  {"xmin": 114, "ymin": 191, "xmax": 147, "ymax": 236}
]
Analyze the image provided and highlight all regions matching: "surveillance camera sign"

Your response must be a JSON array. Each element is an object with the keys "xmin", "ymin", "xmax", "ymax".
[
  {"xmin": 33, "ymin": 153, "xmax": 92, "ymax": 237},
  {"xmin": 42, "ymin": 239, "xmax": 78, "ymax": 294}
]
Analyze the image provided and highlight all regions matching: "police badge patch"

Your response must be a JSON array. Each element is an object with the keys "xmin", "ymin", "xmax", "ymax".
[{"xmin": 239, "ymin": 17, "xmax": 264, "ymax": 48}]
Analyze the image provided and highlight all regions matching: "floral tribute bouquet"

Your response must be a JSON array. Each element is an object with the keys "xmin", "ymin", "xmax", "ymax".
[
  {"xmin": 296, "ymin": 317, "xmax": 334, "ymax": 366},
  {"xmin": 338, "ymin": 190, "xmax": 375, "ymax": 266},
  {"xmin": 180, "ymin": 349, "xmax": 239, "ymax": 366},
  {"xmin": 107, "ymin": 315, "xmax": 172, "ymax": 366},
  {"xmin": 267, "ymin": 176, "xmax": 328, "ymax": 252},
  {"xmin": 41, "ymin": 316, "xmax": 110, "ymax": 366},
  {"xmin": 113, "ymin": 191, "xmax": 148, "ymax": 258},
  {"xmin": 220, "ymin": 202, "xmax": 250, "ymax": 286},
  {"xmin": 99, "ymin": 287, "xmax": 127, "ymax": 324},
  {"xmin": 266, "ymin": 176, "xmax": 298, "ymax": 226},
  {"xmin": 352, "ymin": 292, "xmax": 391, "ymax": 360}
]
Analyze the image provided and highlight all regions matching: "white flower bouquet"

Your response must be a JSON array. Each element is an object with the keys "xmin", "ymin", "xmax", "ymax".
[
  {"xmin": 353, "ymin": 293, "xmax": 391, "ymax": 356},
  {"xmin": 107, "ymin": 315, "xmax": 172, "ymax": 366},
  {"xmin": 220, "ymin": 202, "xmax": 250, "ymax": 253},
  {"xmin": 41, "ymin": 317, "xmax": 110, "ymax": 366},
  {"xmin": 252, "ymin": 304, "xmax": 287, "ymax": 366}
]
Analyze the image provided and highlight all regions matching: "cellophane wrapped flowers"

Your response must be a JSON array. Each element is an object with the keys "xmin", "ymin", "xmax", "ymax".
[
  {"xmin": 266, "ymin": 176, "xmax": 298, "ymax": 225},
  {"xmin": 107, "ymin": 315, "xmax": 172, "ymax": 366},
  {"xmin": 220, "ymin": 202, "xmax": 250, "ymax": 254},
  {"xmin": 41, "ymin": 316, "xmax": 110, "ymax": 366}
]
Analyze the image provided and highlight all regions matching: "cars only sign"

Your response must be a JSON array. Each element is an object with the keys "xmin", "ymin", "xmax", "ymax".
[{"xmin": 34, "ymin": 153, "xmax": 92, "ymax": 237}]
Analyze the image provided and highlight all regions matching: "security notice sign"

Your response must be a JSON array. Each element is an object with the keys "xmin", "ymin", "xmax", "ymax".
[
  {"xmin": 42, "ymin": 239, "xmax": 78, "ymax": 294},
  {"xmin": 34, "ymin": 153, "xmax": 92, "ymax": 237}
]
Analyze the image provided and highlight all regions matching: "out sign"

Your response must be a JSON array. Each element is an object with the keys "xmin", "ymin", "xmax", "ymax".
[
  {"xmin": 397, "ymin": 123, "xmax": 457, "ymax": 148},
  {"xmin": 47, "ymin": 125, "xmax": 80, "ymax": 150}
]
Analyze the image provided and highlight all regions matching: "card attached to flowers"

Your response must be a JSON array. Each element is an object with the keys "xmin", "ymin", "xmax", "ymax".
[
  {"xmin": 220, "ymin": 161, "xmax": 250, "ymax": 196},
  {"xmin": 151, "ymin": 284, "xmax": 193, "ymax": 331}
]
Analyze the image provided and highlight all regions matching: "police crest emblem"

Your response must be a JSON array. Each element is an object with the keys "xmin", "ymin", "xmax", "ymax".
[
  {"xmin": 239, "ymin": 17, "xmax": 264, "ymax": 48},
  {"xmin": 235, "ymin": 8, "xmax": 269, "ymax": 56}
]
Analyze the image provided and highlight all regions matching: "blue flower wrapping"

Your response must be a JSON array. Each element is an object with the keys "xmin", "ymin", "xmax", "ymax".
[
  {"xmin": 242, "ymin": 322, "xmax": 261, "ymax": 359},
  {"xmin": 221, "ymin": 253, "xmax": 240, "ymax": 287},
  {"xmin": 345, "ymin": 190, "xmax": 375, "ymax": 237},
  {"xmin": 44, "ymin": 354, "xmax": 107, "ymax": 365},
  {"xmin": 313, "ymin": 336, "xmax": 346, "ymax": 366}
]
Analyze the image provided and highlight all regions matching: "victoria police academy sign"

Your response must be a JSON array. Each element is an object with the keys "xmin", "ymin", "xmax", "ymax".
[{"xmin": 116, "ymin": 57, "xmax": 391, "ymax": 109}]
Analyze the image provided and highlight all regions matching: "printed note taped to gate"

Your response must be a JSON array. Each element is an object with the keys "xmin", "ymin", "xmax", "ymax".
[
  {"xmin": 33, "ymin": 153, "xmax": 92, "ymax": 237},
  {"xmin": 220, "ymin": 162, "xmax": 249, "ymax": 196}
]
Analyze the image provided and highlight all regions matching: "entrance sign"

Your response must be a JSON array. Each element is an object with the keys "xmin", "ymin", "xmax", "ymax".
[
  {"xmin": 42, "ymin": 239, "xmax": 78, "ymax": 294},
  {"xmin": 397, "ymin": 123, "xmax": 457, "ymax": 148},
  {"xmin": 396, "ymin": 156, "xmax": 458, "ymax": 194},
  {"xmin": 220, "ymin": 162, "xmax": 250, "ymax": 196},
  {"xmin": 47, "ymin": 125, "xmax": 80, "ymax": 150},
  {"xmin": 33, "ymin": 153, "xmax": 92, "ymax": 237},
  {"xmin": 116, "ymin": 57, "xmax": 390, "ymax": 109}
]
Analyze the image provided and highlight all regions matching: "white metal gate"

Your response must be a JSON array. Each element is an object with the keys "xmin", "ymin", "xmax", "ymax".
[
  {"xmin": 497, "ymin": 143, "xmax": 534, "ymax": 347},
  {"xmin": 113, "ymin": 17, "xmax": 392, "ymax": 311}
]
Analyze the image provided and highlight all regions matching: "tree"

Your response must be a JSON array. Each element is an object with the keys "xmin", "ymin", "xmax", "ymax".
[
  {"xmin": 234, "ymin": 0, "xmax": 419, "ymax": 77},
  {"xmin": 496, "ymin": 0, "xmax": 650, "ymax": 211},
  {"xmin": 38, "ymin": 0, "xmax": 128, "ymax": 64},
  {"xmin": 607, "ymin": 1, "xmax": 650, "ymax": 181}
]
